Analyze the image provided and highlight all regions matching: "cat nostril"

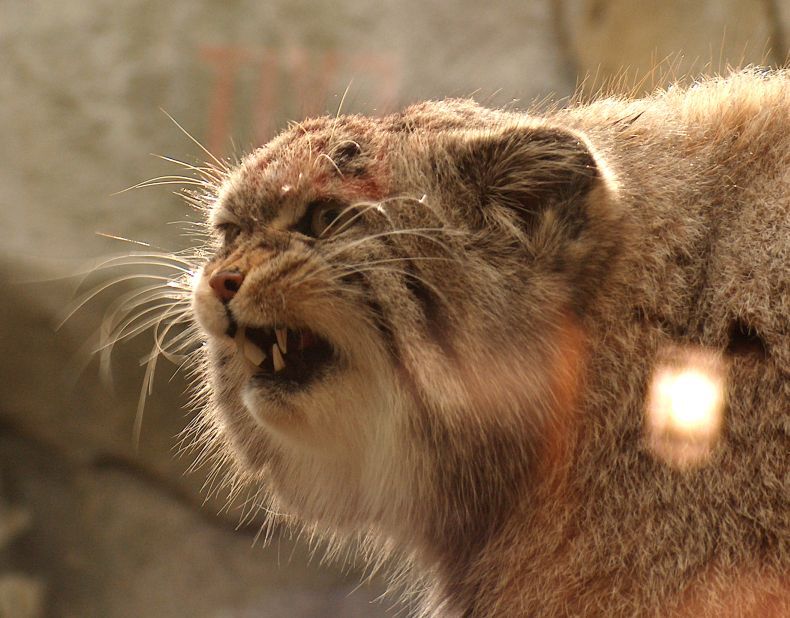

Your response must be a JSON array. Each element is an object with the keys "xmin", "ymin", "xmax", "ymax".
[{"xmin": 208, "ymin": 270, "xmax": 244, "ymax": 302}]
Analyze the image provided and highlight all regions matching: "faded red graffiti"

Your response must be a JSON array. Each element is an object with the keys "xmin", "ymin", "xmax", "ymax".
[{"xmin": 199, "ymin": 46, "xmax": 402, "ymax": 156}]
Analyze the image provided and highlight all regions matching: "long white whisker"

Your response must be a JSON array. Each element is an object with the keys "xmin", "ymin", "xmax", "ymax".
[
  {"xmin": 59, "ymin": 273, "xmax": 185, "ymax": 330},
  {"xmin": 169, "ymin": 339, "xmax": 203, "ymax": 381},
  {"xmin": 103, "ymin": 290, "xmax": 177, "ymax": 340},
  {"xmin": 28, "ymin": 253, "xmax": 194, "ymax": 286},
  {"xmin": 152, "ymin": 301, "xmax": 196, "ymax": 358},
  {"xmin": 84, "ymin": 252, "xmax": 195, "ymax": 275},
  {"xmin": 181, "ymin": 194, "xmax": 215, "ymax": 214},
  {"xmin": 158, "ymin": 321, "xmax": 199, "ymax": 357},
  {"xmin": 160, "ymin": 108, "xmax": 230, "ymax": 173},
  {"xmin": 95, "ymin": 232, "xmax": 154, "ymax": 248},
  {"xmin": 166, "ymin": 220, "xmax": 209, "ymax": 230},
  {"xmin": 329, "ymin": 264, "xmax": 449, "ymax": 306},
  {"xmin": 98, "ymin": 298, "xmax": 190, "ymax": 353},
  {"xmin": 367, "ymin": 193, "xmax": 447, "ymax": 222},
  {"xmin": 131, "ymin": 296, "xmax": 197, "ymax": 449},
  {"xmin": 112, "ymin": 176, "xmax": 210, "ymax": 195},
  {"xmin": 99, "ymin": 311, "xmax": 179, "ymax": 377},
  {"xmin": 319, "ymin": 202, "xmax": 380, "ymax": 238},
  {"xmin": 151, "ymin": 154, "xmax": 224, "ymax": 182},
  {"xmin": 304, "ymin": 253, "xmax": 456, "ymax": 286},
  {"xmin": 330, "ymin": 80, "xmax": 353, "ymax": 147},
  {"xmin": 341, "ymin": 256, "xmax": 455, "ymax": 269},
  {"xmin": 101, "ymin": 285, "xmax": 183, "ymax": 337},
  {"xmin": 319, "ymin": 194, "xmax": 445, "ymax": 239},
  {"xmin": 290, "ymin": 120, "xmax": 314, "ymax": 167},
  {"xmin": 98, "ymin": 297, "xmax": 190, "ymax": 384},
  {"xmin": 316, "ymin": 152, "xmax": 343, "ymax": 177},
  {"xmin": 135, "ymin": 351, "xmax": 158, "ymax": 449},
  {"xmin": 322, "ymin": 228, "xmax": 462, "ymax": 263}
]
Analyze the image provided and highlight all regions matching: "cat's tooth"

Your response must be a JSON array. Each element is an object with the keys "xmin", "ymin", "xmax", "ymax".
[
  {"xmin": 243, "ymin": 339, "xmax": 266, "ymax": 367},
  {"xmin": 275, "ymin": 327, "xmax": 287, "ymax": 354},
  {"xmin": 272, "ymin": 343, "xmax": 286, "ymax": 372}
]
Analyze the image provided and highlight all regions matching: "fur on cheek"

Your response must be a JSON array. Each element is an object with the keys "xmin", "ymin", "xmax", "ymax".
[{"xmin": 245, "ymin": 367, "xmax": 418, "ymax": 533}]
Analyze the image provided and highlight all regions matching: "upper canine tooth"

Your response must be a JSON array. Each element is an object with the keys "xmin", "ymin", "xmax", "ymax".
[
  {"xmin": 243, "ymin": 339, "xmax": 266, "ymax": 366},
  {"xmin": 272, "ymin": 343, "xmax": 286, "ymax": 372},
  {"xmin": 275, "ymin": 327, "xmax": 287, "ymax": 354}
]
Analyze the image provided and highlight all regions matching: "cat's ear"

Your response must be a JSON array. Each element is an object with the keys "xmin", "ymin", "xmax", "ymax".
[{"xmin": 450, "ymin": 124, "xmax": 601, "ymax": 229}]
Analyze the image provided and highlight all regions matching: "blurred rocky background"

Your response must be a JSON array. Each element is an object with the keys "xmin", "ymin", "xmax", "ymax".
[{"xmin": 1, "ymin": 1, "xmax": 787, "ymax": 616}]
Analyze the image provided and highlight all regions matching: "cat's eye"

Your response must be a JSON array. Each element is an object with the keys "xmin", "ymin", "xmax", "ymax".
[
  {"xmin": 216, "ymin": 222, "xmax": 241, "ymax": 245},
  {"xmin": 304, "ymin": 199, "xmax": 355, "ymax": 238}
]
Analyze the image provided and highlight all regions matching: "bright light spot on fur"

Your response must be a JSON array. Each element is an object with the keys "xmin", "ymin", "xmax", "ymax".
[
  {"xmin": 656, "ymin": 370, "xmax": 721, "ymax": 431},
  {"xmin": 646, "ymin": 347, "xmax": 725, "ymax": 468}
]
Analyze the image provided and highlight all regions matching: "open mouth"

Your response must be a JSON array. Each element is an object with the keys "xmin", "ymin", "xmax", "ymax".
[{"xmin": 228, "ymin": 321, "xmax": 336, "ymax": 388}]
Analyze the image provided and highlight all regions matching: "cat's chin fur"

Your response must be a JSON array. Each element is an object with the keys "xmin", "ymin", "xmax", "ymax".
[
  {"xmin": 195, "ymin": 292, "xmax": 418, "ymax": 545},
  {"xmin": 186, "ymin": 69, "xmax": 789, "ymax": 616}
]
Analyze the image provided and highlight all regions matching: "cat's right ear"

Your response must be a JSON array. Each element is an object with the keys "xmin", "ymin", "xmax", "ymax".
[
  {"xmin": 445, "ymin": 124, "xmax": 603, "ymax": 232},
  {"xmin": 440, "ymin": 123, "xmax": 623, "ymax": 312}
]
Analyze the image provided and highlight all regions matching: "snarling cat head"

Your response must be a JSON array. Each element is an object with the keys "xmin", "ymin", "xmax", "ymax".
[{"xmin": 190, "ymin": 99, "xmax": 622, "ymax": 561}]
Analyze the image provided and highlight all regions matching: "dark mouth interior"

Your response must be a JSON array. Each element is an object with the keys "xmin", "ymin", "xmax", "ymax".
[{"xmin": 230, "ymin": 322, "xmax": 336, "ymax": 389}]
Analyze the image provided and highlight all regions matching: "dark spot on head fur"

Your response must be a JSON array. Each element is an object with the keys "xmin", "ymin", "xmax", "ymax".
[{"xmin": 330, "ymin": 140, "xmax": 367, "ymax": 176}]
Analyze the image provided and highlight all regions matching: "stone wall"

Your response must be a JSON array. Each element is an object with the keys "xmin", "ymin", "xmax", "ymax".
[{"xmin": 1, "ymin": 1, "xmax": 787, "ymax": 615}]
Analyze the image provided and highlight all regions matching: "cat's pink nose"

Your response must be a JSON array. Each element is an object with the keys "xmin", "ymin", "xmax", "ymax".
[{"xmin": 208, "ymin": 270, "xmax": 244, "ymax": 302}]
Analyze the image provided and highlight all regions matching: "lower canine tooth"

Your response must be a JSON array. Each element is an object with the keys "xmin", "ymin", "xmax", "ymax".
[
  {"xmin": 243, "ymin": 340, "xmax": 266, "ymax": 366},
  {"xmin": 275, "ymin": 327, "xmax": 287, "ymax": 353},
  {"xmin": 272, "ymin": 343, "xmax": 286, "ymax": 372}
]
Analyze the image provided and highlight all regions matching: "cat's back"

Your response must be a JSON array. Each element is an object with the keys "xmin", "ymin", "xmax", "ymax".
[{"xmin": 563, "ymin": 70, "xmax": 789, "ymax": 366}]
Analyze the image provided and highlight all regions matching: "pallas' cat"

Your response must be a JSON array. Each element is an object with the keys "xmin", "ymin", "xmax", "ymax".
[{"xmin": 180, "ymin": 69, "xmax": 789, "ymax": 616}]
